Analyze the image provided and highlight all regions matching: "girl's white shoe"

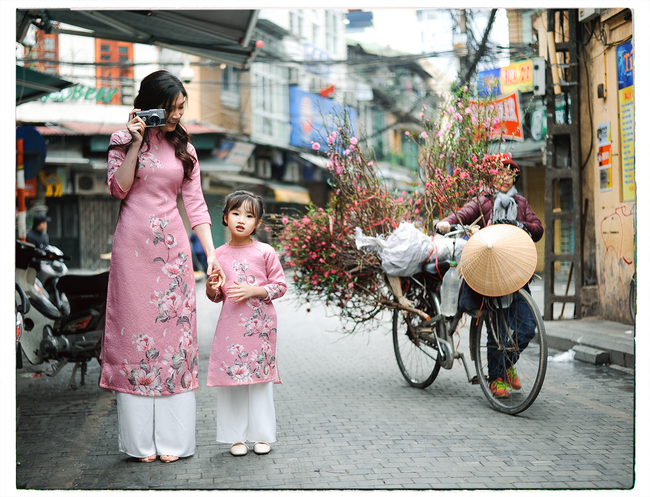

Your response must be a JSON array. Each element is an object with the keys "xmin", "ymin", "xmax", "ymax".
[
  {"xmin": 253, "ymin": 442, "xmax": 271, "ymax": 455},
  {"xmin": 230, "ymin": 443, "xmax": 248, "ymax": 456}
]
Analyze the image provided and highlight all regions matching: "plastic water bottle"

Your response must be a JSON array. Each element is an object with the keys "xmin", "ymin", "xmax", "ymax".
[{"xmin": 440, "ymin": 261, "xmax": 461, "ymax": 317}]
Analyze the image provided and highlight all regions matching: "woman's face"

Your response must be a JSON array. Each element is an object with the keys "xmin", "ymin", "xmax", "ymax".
[
  {"xmin": 162, "ymin": 92, "xmax": 186, "ymax": 133},
  {"xmin": 498, "ymin": 171, "xmax": 516, "ymax": 193}
]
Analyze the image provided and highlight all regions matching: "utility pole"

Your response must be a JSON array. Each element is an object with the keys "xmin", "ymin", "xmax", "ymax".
[{"xmin": 459, "ymin": 10, "xmax": 468, "ymax": 78}]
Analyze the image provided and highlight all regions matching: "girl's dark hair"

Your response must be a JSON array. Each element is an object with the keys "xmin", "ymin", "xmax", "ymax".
[
  {"xmin": 107, "ymin": 70, "xmax": 196, "ymax": 180},
  {"xmin": 222, "ymin": 190, "xmax": 265, "ymax": 235}
]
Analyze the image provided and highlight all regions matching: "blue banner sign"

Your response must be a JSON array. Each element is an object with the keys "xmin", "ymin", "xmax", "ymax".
[
  {"xmin": 477, "ymin": 68, "xmax": 501, "ymax": 97},
  {"xmin": 289, "ymin": 87, "xmax": 357, "ymax": 150}
]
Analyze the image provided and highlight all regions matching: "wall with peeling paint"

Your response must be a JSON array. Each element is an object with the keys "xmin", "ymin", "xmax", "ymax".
[{"xmin": 581, "ymin": 9, "xmax": 635, "ymax": 324}]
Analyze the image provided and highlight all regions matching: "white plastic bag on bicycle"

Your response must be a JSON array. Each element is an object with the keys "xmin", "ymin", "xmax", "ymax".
[
  {"xmin": 355, "ymin": 222, "xmax": 433, "ymax": 277},
  {"xmin": 428, "ymin": 235, "xmax": 467, "ymax": 264}
]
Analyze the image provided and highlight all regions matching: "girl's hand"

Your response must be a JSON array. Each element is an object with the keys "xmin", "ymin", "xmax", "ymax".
[
  {"xmin": 127, "ymin": 109, "xmax": 146, "ymax": 144},
  {"xmin": 206, "ymin": 274, "xmax": 223, "ymax": 300},
  {"xmin": 226, "ymin": 281, "xmax": 267, "ymax": 303},
  {"xmin": 207, "ymin": 256, "xmax": 225, "ymax": 287}
]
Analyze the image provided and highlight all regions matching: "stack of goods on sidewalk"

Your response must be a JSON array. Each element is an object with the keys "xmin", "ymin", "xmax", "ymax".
[{"xmin": 270, "ymin": 86, "xmax": 515, "ymax": 333}]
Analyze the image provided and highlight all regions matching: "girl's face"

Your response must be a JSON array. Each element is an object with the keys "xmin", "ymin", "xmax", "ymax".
[
  {"xmin": 162, "ymin": 93, "xmax": 186, "ymax": 133},
  {"xmin": 224, "ymin": 201, "xmax": 262, "ymax": 245}
]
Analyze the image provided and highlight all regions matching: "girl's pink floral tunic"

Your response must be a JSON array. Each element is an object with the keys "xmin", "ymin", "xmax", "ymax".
[
  {"xmin": 206, "ymin": 242, "xmax": 286, "ymax": 387},
  {"xmin": 100, "ymin": 130, "xmax": 210, "ymax": 397}
]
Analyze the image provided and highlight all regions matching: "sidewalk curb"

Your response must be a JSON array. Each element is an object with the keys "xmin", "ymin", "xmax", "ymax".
[{"xmin": 543, "ymin": 317, "xmax": 634, "ymax": 369}]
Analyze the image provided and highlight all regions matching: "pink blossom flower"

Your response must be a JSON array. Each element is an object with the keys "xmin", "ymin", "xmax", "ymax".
[
  {"xmin": 162, "ymin": 262, "xmax": 183, "ymax": 278},
  {"xmin": 133, "ymin": 333, "xmax": 154, "ymax": 352},
  {"xmin": 162, "ymin": 291, "xmax": 183, "ymax": 314},
  {"xmin": 405, "ymin": 131, "xmax": 410, "ymax": 136},
  {"xmin": 368, "ymin": 161, "xmax": 373, "ymax": 166},
  {"xmin": 165, "ymin": 233, "xmax": 177, "ymax": 249},
  {"xmin": 420, "ymin": 112, "xmax": 424, "ymax": 117},
  {"xmin": 282, "ymin": 217, "xmax": 289, "ymax": 225},
  {"xmin": 436, "ymin": 130, "xmax": 444, "ymax": 138},
  {"xmin": 465, "ymin": 107, "xmax": 472, "ymax": 114},
  {"xmin": 344, "ymin": 149, "xmax": 350, "ymax": 156},
  {"xmin": 133, "ymin": 368, "xmax": 161, "ymax": 396},
  {"xmin": 311, "ymin": 141, "xmax": 320, "ymax": 150},
  {"xmin": 302, "ymin": 217, "xmax": 311, "ymax": 224},
  {"xmin": 420, "ymin": 131, "xmax": 428, "ymax": 139},
  {"xmin": 350, "ymin": 137, "xmax": 358, "ymax": 145}
]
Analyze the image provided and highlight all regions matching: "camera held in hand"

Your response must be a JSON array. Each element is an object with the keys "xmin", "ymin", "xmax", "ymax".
[{"xmin": 135, "ymin": 109, "xmax": 166, "ymax": 127}]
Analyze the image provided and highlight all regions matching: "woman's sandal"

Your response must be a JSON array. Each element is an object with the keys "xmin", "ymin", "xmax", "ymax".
[
  {"xmin": 161, "ymin": 455, "xmax": 180, "ymax": 463},
  {"xmin": 138, "ymin": 455, "xmax": 156, "ymax": 463}
]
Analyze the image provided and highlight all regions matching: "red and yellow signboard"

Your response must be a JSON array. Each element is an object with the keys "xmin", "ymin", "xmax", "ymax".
[
  {"xmin": 500, "ymin": 59, "xmax": 533, "ymax": 94},
  {"xmin": 469, "ymin": 91, "xmax": 524, "ymax": 142}
]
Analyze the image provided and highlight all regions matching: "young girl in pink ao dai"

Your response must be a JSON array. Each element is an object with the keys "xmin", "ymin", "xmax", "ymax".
[{"xmin": 206, "ymin": 190, "xmax": 286, "ymax": 456}]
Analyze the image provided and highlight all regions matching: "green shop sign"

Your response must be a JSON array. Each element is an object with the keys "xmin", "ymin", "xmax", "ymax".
[{"xmin": 40, "ymin": 85, "xmax": 119, "ymax": 103}]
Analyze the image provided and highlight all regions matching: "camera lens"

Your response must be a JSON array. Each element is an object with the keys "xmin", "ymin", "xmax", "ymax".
[{"xmin": 150, "ymin": 115, "xmax": 160, "ymax": 126}]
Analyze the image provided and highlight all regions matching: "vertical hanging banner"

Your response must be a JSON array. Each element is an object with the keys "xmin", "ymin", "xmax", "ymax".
[
  {"xmin": 616, "ymin": 39, "xmax": 634, "ymax": 201},
  {"xmin": 492, "ymin": 91, "xmax": 524, "ymax": 141}
]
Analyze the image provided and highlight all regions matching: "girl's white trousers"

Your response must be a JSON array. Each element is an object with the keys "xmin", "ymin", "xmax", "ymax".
[
  {"xmin": 216, "ymin": 382, "xmax": 276, "ymax": 444},
  {"xmin": 116, "ymin": 390, "xmax": 196, "ymax": 458}
]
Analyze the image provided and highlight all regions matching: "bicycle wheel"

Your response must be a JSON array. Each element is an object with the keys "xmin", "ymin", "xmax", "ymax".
[
  {"xmin": 392, "ymin": 277, "xmax": 442, "ymax": 388},
  {"xmin": 629, "ymin": 272, "xmax": 636, "ymax": 323},
  {"xmin": 472, "ymin": 288, "xmax": 547, "ymax": 414}
]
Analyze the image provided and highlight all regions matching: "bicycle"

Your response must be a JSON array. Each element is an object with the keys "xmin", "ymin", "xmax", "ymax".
[
  {"xmin": 629, "ymin": 271, "xmax": 636, "ymax": 324},
  {"xmin": 392, "ymin": 225, "xmax": 547, "ymax": 415}
]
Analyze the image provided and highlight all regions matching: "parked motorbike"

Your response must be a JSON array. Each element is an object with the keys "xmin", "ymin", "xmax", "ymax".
[
  {"xmin": 16, "ymin": 282, "xmax": 30, "ymax": 369},
  {"xmin": 16, "ymin": 240, "xmax": 108, "ymax": 388}
]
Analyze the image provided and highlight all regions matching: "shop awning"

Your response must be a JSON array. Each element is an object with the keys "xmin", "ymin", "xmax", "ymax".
[
  {"xmin": 299, "ymin": 152, "xmax": 329, "ymax": 169},
  {"xmin": 33, "ymin": 122, "xmax": 224, "ymax": 136},
  {"xmin": 16, "ymin": 65, "xmax": 75, "ymax": 105},
  {"xmin": 206, "ymin": 173, "xmax": 311, "ymax": 204},
  {"xmin": 17, "ymin": 9, "xmax": 261, "ymax": 69},
  {"xmin": 268, "ymin": 182, "xmax": 311, "ymax": 204}
]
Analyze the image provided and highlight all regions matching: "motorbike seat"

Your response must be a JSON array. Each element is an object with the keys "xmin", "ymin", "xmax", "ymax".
[
  {"xmin": 57, "ymin": 271, "xmax": 109, "ymax": 296},
  {"xmin": 421, "ymin": 260, "xmax": 451, "ymax": 281}
]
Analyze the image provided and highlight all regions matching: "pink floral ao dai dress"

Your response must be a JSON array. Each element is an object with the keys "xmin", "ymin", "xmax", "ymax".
[
  {"xmin": 206, "ymin": 242, "xmax": 287, "ymax": 387},
  {"xmin": 100, "ymin": 130, "xmax": 210, "ymax": 397}
]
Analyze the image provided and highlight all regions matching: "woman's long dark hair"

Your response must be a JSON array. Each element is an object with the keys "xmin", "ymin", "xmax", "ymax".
[{"xmin": 108, "ymin": 70, "xmax": 196, "ymax": 181}]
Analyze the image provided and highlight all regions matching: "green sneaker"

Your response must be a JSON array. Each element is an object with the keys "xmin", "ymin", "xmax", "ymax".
[
  {"xmin": 490, "ymin": 378, "xmax": 509, "ymax": 398},
  {"xmin": 505, "ymin": 367, "xmax": 521, "ymax": 390}
]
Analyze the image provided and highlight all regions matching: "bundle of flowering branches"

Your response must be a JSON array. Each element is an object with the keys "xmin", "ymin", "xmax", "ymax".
[
  {"xmin": 269, "ymin": 112, "xmax": 418, "ymax": 332},
  {"xmin": 411, "ymin": 85, "xmax": 513, "ymax": 233}
]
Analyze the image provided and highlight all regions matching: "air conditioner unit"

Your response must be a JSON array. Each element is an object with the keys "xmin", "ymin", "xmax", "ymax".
[
  {"xmin": 75, "ymin": 173, "xmax": 108, "ymax": 195},
  {"xmin": 579, "ymin": 8, "xmax": 601, "ymax": 23}
]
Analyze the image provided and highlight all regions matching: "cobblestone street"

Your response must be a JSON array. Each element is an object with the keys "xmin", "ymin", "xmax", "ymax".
[{"xmin": 13, "ymin": 284, "xmax": 640, "ymax": 492}]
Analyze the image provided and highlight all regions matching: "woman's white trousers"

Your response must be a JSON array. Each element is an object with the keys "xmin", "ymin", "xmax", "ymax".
[
  {"xmin": 216, "ymin": 382, "xmax": 276, "ymax": 444},
  {"xmin": 116, "ymin": 390, "xmax": 196, "ymax": 458}
]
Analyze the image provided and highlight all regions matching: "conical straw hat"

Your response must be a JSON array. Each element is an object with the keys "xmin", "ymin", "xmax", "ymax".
[{"xmin": 460, "ymin": 224, "xmax": 537, "ymax": 297}]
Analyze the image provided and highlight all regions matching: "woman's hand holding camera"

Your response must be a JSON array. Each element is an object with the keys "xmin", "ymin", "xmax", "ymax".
[{"xmin": 127, "ymin": 109, "xmax": 146, "ymax": 145}]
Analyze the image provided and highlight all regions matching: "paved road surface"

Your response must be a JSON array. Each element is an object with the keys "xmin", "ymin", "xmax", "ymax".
[{"xmin": 13, "ymin": 283, "xmax": 639, "ymax": 492}]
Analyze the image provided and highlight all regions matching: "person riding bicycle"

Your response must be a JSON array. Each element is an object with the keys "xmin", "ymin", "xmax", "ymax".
[{"xmin": 436, "ymin": 154, "xmax": 543, "ymax": 399}]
